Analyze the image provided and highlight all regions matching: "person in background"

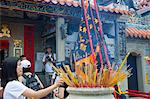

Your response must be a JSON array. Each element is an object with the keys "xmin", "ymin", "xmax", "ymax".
[
  {"xmin": 20, "ymin": 55, "xmax": 27, "ymax": 61},
  {"xmin": 20, "ymin": 59, "xmax": 44, "ymax": 90},
  {"xmin": 1, "ymin": 57, "xmax": 63, "ymax": 99},
  {"xmin": 42, "ymin": 46, "xmax": 56, "ymax": 98},
  {"xmin": 42, "ymin": 46, "xmax": 56, "ymax": 87}
]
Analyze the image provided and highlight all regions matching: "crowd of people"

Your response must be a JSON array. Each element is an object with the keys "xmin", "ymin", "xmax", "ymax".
[{"xmin": 1, "ymin": 46, "xmax": 70, "ymax": 99}]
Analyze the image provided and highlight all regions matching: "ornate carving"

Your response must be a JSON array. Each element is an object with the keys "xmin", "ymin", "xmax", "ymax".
[
  {"xmin": 60, "ymin": 23, "xmax": 68, "ymax": 39},
  {"xmin": 0, "ymin": 24, "xmax": 11, "ymax": 38},
  {"xmin": 100, "ymin": 12, "xmax": 117, "ymax": 21},
  {"xmin": 0, "ymin": 1, "xmax": 81, "ymax": 17},
  {"xmin": 118, "ymin": 22, "xmax": 126, "ymax": 59},
  {"xmin": 13, "ymin": 39, "xmax": 22, "ymax": 47},
  {"xmin": 133, "ymin": 0, "xmax": 150, "ymax": 10},
  {"xmin": 128, "ymin": 15, "xmax": 142, "ymax": 24},
  {"xmin": 141, "ymin": 15, "xmax": 150, "ymax": 25},
  {"xmin": 128, "ymin": 14, "xmax": 150, "ymax": 26}
]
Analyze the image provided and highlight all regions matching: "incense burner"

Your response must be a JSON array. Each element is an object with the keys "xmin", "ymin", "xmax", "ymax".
[{"xmin": 66, "ymin": 87, "xmax": 114, "ymax": 99}]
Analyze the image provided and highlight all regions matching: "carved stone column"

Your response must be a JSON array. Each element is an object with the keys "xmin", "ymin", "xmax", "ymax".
[
  {"xmin": 117, "ymin": 21, "xmax": 128, "ymax": 94},
  {"xmin": 118, "ymin": 22, "xmax": 126, "ymax": 60},
  {"xmin": 56, "ymin": 17, "xmax": 65, "ymax": 62}
]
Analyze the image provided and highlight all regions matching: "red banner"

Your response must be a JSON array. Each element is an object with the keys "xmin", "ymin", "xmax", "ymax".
[
  {"xmin": 0, "ymin": 40, "xmax": 9, "ymax": 49},
  {"xmin": 24, "ymin": 25, "xmax": 34, "ymax": 73}
]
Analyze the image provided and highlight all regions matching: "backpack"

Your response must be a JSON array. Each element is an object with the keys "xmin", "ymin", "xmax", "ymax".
[{"xmin": 22, "ymin": 73, "xmax": 41, "ymax": 91}]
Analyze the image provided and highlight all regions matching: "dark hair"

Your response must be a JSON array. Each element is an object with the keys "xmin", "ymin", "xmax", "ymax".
[
  {"xmin": 45, "ymin": 46, "xmax": 52, "ymax": 54},
  {"xmin": 23, "ymin": 67, "xmax": 31, "ymax": 73},
  {"xmin": 20, "ymin": 55, "xmax": 26, "ymax": 61},
  {"xmin": 46, "ymin": 46, "xmax": 52, "ymax": 49},
  {"xmin": 1, "ymin": 57, "xmax": 20, "ymax": 88}
]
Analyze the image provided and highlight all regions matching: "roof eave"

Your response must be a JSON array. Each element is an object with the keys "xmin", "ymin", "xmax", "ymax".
[{"xmin": 136, "ymin": 6, "xmax": 150, "ymax": 15}]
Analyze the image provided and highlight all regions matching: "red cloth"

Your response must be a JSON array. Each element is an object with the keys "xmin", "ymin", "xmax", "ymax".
[
  {"xmin": 147, "ymin": 60, "xmax": 150, "ymax": 65},
  {"xmin": 24, "ymin": 25, "xmax": 35, "ymax": 73},
  {"xmin": 127, "ymin": 90, "xmax": 150, "ymax": 98},
  {"xmin": 0, "ymin": 40, "xmax": 9, "ymax": 49}
]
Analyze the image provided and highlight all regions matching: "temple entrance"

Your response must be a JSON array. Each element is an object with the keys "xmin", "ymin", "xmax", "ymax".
[{"xmin": 127, "ymin": 53, "xmax": 139, "ymax": 91}]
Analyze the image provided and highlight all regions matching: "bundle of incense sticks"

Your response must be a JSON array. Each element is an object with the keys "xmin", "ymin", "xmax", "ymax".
[{"xmin": 51, "ymin": 53, "xmax": 132, "ymax": 88}]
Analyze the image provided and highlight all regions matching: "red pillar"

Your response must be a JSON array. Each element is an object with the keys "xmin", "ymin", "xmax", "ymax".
[{"xmin": 24, "ymin": 25, "xmax": 35, "ymax": 73}]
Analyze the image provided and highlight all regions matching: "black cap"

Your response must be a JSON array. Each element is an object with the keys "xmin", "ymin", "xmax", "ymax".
[{"xmin": 45, "ymin": 45, "xmax": 52, "ymax": 49}]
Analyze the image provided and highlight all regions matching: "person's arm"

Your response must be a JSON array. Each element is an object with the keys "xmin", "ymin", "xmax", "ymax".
[
  {"xmin": 22, "ymin": 79, "xmax": 63, "ymax": 99},
  {"xmin": 18, "ymin": 76, "xmax": 23, "ymax": 82},
  {"xmin": 35, "ymin": 75, "xmax": 44, "ymax": 88}
]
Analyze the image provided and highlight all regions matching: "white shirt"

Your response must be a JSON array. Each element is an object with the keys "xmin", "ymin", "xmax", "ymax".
[
  {"xmin": 42, "ymin": 53, "xmax": 56, "ymax": 73},
  {"xmin": 3, "ymin": 80, "xmax": 28, "ymax": 99}
]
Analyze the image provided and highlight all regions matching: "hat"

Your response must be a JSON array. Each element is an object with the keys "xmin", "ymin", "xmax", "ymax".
[
  {"xmin": 45, "ymin": 45, "xmax": 52, "ymax": 49},
  {"xmin": 21, "ymin": 60, "xmax": 31, "ymax": 68}
]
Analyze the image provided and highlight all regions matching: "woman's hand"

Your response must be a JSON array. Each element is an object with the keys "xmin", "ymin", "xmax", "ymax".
[{"xmin": 55, "ymin": 78, "xmax": 64, "ymax": 87}]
